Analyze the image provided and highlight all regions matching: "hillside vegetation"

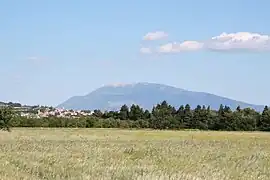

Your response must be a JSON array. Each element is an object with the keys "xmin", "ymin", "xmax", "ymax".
[{"xmin": 1, "ymin": 100, "xmax": 270, "ymax": 131}]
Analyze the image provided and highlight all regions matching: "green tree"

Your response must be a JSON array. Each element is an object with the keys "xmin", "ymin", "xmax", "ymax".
[
  {"xmin": 0, "ymin": 107, "xmax": 14, "ymax": 131},
  {"xmin": 150, "ymin": 101, "xmax": 174, "ymax": 129},
  {"xmin": 119, "ymin": 104, "xmax": 129, "ymax": 120},
  {"xmin": 143, "ymin": 109, "xmax": 151, "ymax": 119},
  {"xmin": 176, "ymin": 105, "xmax": 185, "ymax": 128},
  {"xmin": 259, "ymin": 106, "xmax": 270, "ymax": 131},
  {"xmin": 192, "ymin": 105, "xmax": 202, "ymax": 129},
  {"xmin": 93, "ymin": 109, "xmax": 103, "ymax": 118},
  {"xmin": 215, "ymin": 104, "xmax": 226, "ymax": 130},
  {"xmin": 197, "ymin": 105, "xmax": 210, "ymax": 130},
  {"xmin": 129, "ymin": 104, "xmax": 144, "ymax": 120},
  {"xmin": 183, "ymin": 104, "xmax": 192, "ymax": 129},
  {"xmin": 236, "ymin": 105, "xmax": 241, "ymax": 112}
]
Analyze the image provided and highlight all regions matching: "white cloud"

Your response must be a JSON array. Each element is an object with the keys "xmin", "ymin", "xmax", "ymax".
[
  {"xmin": 27, "ymin": 56, "xmax": 44, "ymax": 63},
  {"xmin": 27, "ymin": 56, "xmax": 38, "ymax": 60},
  {"xmin": 206, "ymin": 32, "xmax": 270, "ymax": 51},
  {"xmin": 158, "ymin": 41, "xmax": 203, "ymax": 53},
  {"xmin": 143, "ymin": 31, "xmax": 168, "ymax": 41},
  {"xmin": 140, "ymin": 47, "xmax": 152, "ymax": 54},
  {"xmin": 105, "ymin": 83, "xmax": 132, "ymax": 87},
  {"xmin": 155, "ymin": 32, "xmax": 270, "ymax": 53}
]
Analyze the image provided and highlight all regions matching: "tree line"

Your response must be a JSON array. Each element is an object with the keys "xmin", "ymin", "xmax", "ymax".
[{"xmin": 1, "ymin": 101, "xmax": 270, "ymax": 131}]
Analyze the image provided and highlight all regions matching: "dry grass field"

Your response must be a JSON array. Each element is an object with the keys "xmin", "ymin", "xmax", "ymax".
[{"xmin": 0, "ymin": 128, "xmax": 270, "ymax": 180}]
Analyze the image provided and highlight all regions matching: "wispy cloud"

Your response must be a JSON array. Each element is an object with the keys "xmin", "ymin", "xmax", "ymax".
[
  {"xmin": 158, "ymin": 41, "xmax": 203, "ymax": 53},
  {"xmin": 13, "ymin": 74, "xmax": 22, "ymax": 80},
  {"xmin": 140, "ymin": 47, "xmax": 152, "ymax": 54},
  {"xmin": 27, "ymin": 56, "xmax": 44, "ymax": 63},
  {"xmin": 143, "ymin": 31, "xmax": 168, "ymax": 41},
  {"xmin": 140, "ymin": 32, "xmax": 270, "ymax": 54}
]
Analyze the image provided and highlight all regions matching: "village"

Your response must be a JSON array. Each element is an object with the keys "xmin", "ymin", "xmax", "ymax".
[
  {"xmin": 20, "ymin": 108, "xmax": 93, "ymax": 118},
  {"xmin": 0, "ymin": 102, "xmax": 93, "ymax": 118}
]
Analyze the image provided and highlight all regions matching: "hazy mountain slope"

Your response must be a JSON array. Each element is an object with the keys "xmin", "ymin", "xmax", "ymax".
[{"xmin": 57, "ymin": 83, "xmax": 265, "ymax": 111}]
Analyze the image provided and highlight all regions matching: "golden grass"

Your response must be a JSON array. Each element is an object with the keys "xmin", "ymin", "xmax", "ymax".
[{"xmin": 0, "ymin": 128, "xmax": 270, "ymax": 180}]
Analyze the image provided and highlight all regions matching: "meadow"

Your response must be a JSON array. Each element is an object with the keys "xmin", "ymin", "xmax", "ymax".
[{"xmin": 0, "ymin": 128, "xmax": 269, "ymax": 180}]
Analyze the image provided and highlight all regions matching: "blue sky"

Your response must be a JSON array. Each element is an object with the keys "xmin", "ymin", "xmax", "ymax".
[{"xmin": 1, "ymin": 0, "xmax": 270, "ymax": 106}]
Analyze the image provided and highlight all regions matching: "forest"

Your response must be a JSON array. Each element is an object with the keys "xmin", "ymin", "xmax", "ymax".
[{"xmin": 1, "ymin": 101, "xmax": 270, "ymax": 131}]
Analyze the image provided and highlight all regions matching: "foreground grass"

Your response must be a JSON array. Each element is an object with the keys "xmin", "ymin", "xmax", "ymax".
[{"xmin": 0, "ymin": 128, "xmax": 270, "ymax": 180}]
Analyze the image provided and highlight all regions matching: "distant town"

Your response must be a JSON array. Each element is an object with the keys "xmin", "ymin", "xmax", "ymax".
[{"xmin": 0, "ymin": 101, "xmax": 93, "ymax": 118}]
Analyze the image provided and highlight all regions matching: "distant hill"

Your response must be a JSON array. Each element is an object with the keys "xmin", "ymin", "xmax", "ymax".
[
  {"xmin": 0, "ymin": 101, "xmax": 7, "ymax": 107},
  {"xmin": 0, "ymin": 101, "xmax": 21, "ymax": 107},
  {"xmin": 0, "ymin": 101, "xmax": 45, "ymax": 110},
  {"xmin": 57, "ymin": 82, "xmax": 265, "ymax": 111}
]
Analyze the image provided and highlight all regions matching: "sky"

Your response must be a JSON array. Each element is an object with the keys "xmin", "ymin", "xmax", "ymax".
[{"xmin": 1, "ymin": 0, "xmax": 270, "ymax": 106}]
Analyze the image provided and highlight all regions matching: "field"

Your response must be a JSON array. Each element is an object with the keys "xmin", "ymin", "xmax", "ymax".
[{"xmin": 0, "ymin": 129, "xmax": 270, "ymax": 180}]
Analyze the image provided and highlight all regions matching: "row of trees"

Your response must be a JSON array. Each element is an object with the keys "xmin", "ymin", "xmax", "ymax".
[{"xmin": 1, "ymin": 101, "xmax": 270, "ymax": 131}]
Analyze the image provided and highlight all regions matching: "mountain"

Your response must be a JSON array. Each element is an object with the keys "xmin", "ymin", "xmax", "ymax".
[{"xmin": 57, "ymin": 82, "xmax": 265, "ymax": 111}]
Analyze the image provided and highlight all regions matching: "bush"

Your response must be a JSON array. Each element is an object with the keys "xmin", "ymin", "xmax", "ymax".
[{"xmin": 0, "ymin": 107, "xmax": 13, "ymax": 132}]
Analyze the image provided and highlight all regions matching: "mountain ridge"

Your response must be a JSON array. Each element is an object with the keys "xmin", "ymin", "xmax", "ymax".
[{"xmin": 57, "ymin": 82, "xmax": 265, "ymax": 111}]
